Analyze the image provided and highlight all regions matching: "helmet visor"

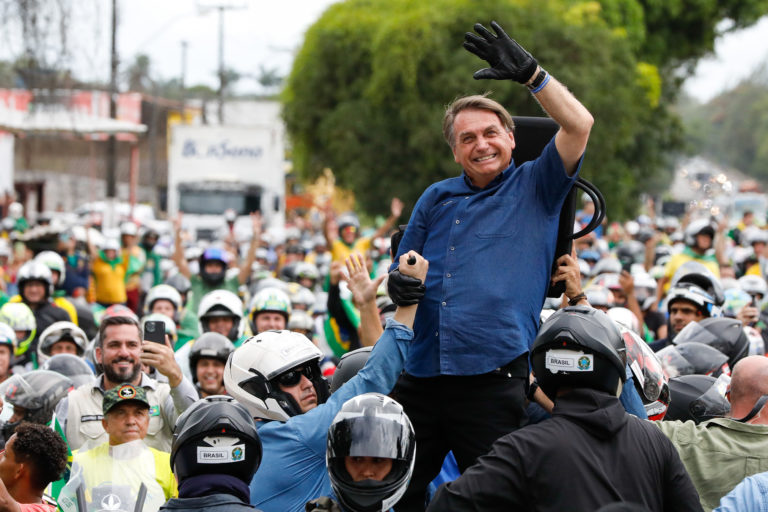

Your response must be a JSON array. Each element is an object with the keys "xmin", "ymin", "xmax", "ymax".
[
  {"xmin": 656, "ymin": 345, "xmax": 695, "ymax": 379},
  {"xmin": 690, "ymin": 374, "xmax": 731, "ymax": 420},
  {"xmin": 329, "ymin": 416, "xmax": 410, "ymax": 461},
  {"xmin": 673, "ymin": 321, "xmax": 719, "ymax": 346}
]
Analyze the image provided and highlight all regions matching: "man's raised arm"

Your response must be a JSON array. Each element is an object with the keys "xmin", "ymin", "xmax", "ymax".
[{"xmin": 464, "ymin": 21, "xmax": 593, "ymax": 175}]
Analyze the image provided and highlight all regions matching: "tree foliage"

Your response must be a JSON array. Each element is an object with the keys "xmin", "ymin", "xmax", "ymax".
[
  {"xmin": 680, "ymin": 69, "xmax": 768, "ymax": 181},
  {"xmin": 283, "ymin": 0, "xmax": 768, "ymax": 219}
]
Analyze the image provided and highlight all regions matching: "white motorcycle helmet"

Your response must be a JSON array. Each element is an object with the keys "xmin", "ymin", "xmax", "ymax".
[
  {"xmin": 197, "ymin": 289, "xmax": 245, "ymax": 341},
  {"xmin": 34, "ymin": 250, "xmax": 66, "ymax": 285},
  {"xmin": 224, "ymin": 330, "xmax": 330, "ymax": 421},
  {"xmin": 144, "ymin": 284, "xmax": 183, "ymax": 319},
  {"xmin": 37, "ymin": 321, "xmax": 88, "ymax": 365}
]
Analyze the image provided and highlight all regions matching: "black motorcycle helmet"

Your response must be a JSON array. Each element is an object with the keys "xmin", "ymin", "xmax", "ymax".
[
  {"xmin": 327, "ymin": 393, "xmax": 415, "ymax": 512},
  {"xmin": 531, "ymin": 306, "xmax": 627, "ymax": 400},
  {"xmin": 674, "ymin": 317, "xmax": 750, "ymax": 368},
  {"xmin": 330, "ymin": 346, "xmax": 373, "ymax": 393},
  {"xmin": 171, "ymin": 395, "xmax": 262, "ymax": 483},
  {"xmin": 41, "ymin": 353, "xmax": 96, "ymax": 388},
  {"xmin": 670, "ymin": 261, "xmax": 725, "ymax": 306},
  {"xmin": 665, "ymin": 374, "xmax": 731, "ymax": 423},
  {"xmin": 140, "ymin": 229, "xmax": 159, "ymax": 252},
  {"xmin": 189, "ymin": 332, "xmax": 235, "ymax": 385},
  {"xmin": 657, "ymin": 342, "xmax": 730, "ymax": 378},
  {"xmin": 1, "ymin": 370, "xmax": 73, "ymax": 439},
  {"xmin": 199, "ymin": 247, "xmax": 230, "ymax": 286}
]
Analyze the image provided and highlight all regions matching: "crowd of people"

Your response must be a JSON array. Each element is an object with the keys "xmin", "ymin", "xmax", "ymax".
[{"xmin": 0, "ymin": 19, "xmax": 766, "ymax": 512}]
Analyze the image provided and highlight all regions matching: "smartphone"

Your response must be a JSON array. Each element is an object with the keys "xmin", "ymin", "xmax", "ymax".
[{"xmin": 144, "ymin": 320, "xmax": 166, "ymax": 344}]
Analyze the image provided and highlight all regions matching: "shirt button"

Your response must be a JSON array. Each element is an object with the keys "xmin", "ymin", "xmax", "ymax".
[
  {"xmin": 450, "ymin": 246, "xmax": 455, "ymax": 251},
  {"xmin": 435, "ymin": 331, "xmax": 439, "ymax": 337},
  {"xmin": 446, "ymin": 273, "xmax": 451, "ymax": 278},
  {"xmin": 441, "ymin": 301, "xmax": 447, "ymax": 307},
  {"xmin": 455, "ymin": 219, "xmax": 460, "ymax": 224}
]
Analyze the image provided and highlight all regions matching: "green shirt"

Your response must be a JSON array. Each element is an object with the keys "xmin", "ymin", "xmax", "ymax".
[
  {"xmin": 658, "ymin": 418, "xmax": 768, "ymax": 510},
  {"xmin": 186, "ymin": 274, "xmax": 240, "ymax": 318}
]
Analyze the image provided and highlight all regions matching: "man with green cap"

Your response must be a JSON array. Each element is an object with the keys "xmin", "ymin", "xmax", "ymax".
[{"xmin": 65, "ymin": 383, "xmax": 177, "ymax": 512}]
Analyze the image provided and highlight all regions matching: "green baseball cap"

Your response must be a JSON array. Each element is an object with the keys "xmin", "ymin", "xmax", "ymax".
[{"xmin": 103, "ymin": 383, "xmax": 150, "ymax": 415}]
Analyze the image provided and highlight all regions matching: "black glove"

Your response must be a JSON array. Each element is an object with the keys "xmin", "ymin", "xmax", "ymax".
[
  {"xmin": 463, "ymin": 21, "xmax": 538, "ymax": 83},
  {"xmin": 387, "ymin": 269, "xmax": 426, "ymax": 306}
]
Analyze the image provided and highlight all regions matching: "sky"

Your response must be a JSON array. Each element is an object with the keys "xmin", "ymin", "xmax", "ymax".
[{"xmin": 1, "ymin": 1, "xmax": 767, "ymax": 102}]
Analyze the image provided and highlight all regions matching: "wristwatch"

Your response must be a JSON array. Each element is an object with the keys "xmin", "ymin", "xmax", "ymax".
[{"xmin": 527, "ymin": 68, "xmax": 548, "ymax": 90}]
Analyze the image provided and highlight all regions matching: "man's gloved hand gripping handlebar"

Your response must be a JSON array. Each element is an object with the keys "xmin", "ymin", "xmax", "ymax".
[{"xmin": 388, "ymin": 254, "xmax": 427, "ymax": 307}]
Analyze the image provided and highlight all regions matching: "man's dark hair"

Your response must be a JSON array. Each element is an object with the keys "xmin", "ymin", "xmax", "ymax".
[
  {"xmin": 11, "ymin": 423, "xmax": 68, "ymax": 490},
  {"xmin": 442, "ymin": 93, "xmax": 515, "ymax": 149},
  {"xmin": 97, "ymin": 315, "xmax": 142, "ymax": 349}
]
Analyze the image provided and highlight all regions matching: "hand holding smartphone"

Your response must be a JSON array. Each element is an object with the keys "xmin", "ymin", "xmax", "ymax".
[{"xmin": 143, "ymin": 320, "xmax": 166, "ymax": 344}]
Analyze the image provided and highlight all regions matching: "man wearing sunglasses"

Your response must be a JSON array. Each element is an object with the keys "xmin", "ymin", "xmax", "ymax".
[{"xmin": 225, "ymin": 251, "xmax": 428, "ymax": 511}]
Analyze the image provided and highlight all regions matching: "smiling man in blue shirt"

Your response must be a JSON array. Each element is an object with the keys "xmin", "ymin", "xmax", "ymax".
[{"xmin": 389, "ymin": 21, "xmax": 594, "ymax": 511}]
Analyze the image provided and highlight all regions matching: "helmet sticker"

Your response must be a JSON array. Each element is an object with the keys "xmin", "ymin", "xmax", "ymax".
[
  {"xmin": 544, "ymin": 349, "xmax": 594, "ymax": 373},
  {"xmin": 197, "ymin": 444, "xmax": 246, "ymax": 464}
]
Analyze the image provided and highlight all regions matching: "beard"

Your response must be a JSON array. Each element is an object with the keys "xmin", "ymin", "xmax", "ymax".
[{"xmin": 103, "ymin": 357, "xmax": 141, "ymax": 384}]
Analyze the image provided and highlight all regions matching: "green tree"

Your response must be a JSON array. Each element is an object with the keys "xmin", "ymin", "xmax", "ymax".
[
  {"xmin": 283, "ymin": 0, "xmax": 767, "ymax": 219},
  {"xmin": 680, "ymin": 68, "xmax": 768, "ymax": 181}
]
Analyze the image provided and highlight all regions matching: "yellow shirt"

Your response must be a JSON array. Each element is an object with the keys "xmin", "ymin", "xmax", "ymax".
[
  {"xmin": 71, "ymin": 441, "xmax": 177, "ymax": 511},
  {"xmin": 663, "ymin": 251, "xmax": 720, "ymax": 292},
  {"xmin": 331, "ymin": 237, "xmax": 371, "ymax": 263},
  {"xmin": 9, "ymin": 295, "xmax": 77, "ymax": 324},
  {"xmin": 91, "ymin": 256, "xmax": 128, "ymax": 304}
]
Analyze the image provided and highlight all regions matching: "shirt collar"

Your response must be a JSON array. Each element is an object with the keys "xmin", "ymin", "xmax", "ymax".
[{"xmin": 461, "ymin": 158, "xmax": 516, "ymax": 191}]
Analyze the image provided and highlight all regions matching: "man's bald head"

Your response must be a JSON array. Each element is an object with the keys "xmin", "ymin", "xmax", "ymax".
[{"xmin": 729, "ymin": 356, "xmax": 768, "ymax": 422}]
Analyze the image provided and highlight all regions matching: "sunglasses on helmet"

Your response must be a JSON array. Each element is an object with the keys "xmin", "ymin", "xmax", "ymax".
[{"xmin": 276, "ymin": 365, "xmax": 314, "ymax": 387}]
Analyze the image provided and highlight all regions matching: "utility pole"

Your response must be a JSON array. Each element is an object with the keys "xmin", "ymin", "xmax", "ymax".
[
  {"xmin": 196, "ymin": 3, "xmax": 245, "ymax": 125},
  {"xmin": 106, "ymin": 0, "xmax": 119, "ymax": 199},
  {"xmin": 217, "ymin": 6, "xmax": 225, "ymax": 124},
  {"xmin": 180, "ymin": 40, "xmax": 188, "ymax": 122}
]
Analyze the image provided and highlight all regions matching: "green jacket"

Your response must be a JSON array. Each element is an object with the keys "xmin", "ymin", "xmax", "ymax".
[{"xmin": 658, "ymin": 418, "xmax": 768, "ymax": 511}]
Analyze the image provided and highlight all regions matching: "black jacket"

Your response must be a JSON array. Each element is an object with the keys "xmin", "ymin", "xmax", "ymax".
[
  {"xmin": 161, "ymin": 494, "xmax": 259, "ymax": 512},
  {"xmin": 428, "ymin": 388, "xmax": 703, "ymax": 512}
]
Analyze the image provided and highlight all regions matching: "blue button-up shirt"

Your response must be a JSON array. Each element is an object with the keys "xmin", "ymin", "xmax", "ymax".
[
  {"xmin": 393, "ymin": 137, "xmax": 580, "ymax": 377},
  {"xmin": 715, "ymin": 471, "xmax": 768, "ymax": 511}
]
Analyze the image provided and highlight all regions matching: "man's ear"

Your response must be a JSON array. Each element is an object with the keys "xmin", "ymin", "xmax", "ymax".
[
  {"xmin": 101, "ymin": 417, "xmax": 108, "ymax": 431},
  {"xmin": 94, "ymin": 345, "xmax": 103, "ymax": 365}
]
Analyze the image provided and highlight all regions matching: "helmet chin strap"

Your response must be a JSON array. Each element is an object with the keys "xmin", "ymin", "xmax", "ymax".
[{"xmin": 735, "ymin": 395, "xmax": 768, "ymax": 423}]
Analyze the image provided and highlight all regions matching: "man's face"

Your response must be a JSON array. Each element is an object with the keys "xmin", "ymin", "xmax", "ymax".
[
  {"xmin": 101, "ymin": 402, "xmax": 149, "ymax": 446},
  {"xmin": 150, "ymin": 299, "xmax": 176, "ymax": 319},
  {"xmin": 0, "ymin": 345, "xmax": 11, "ymax": 378},
  {"xmin": 0, "ymin": 435, "xmax": 20, "ymax": 487},
  {"xmin": 196, "ymin": 358, "xmax": 226, "ymax": 396},
  {"xmin": 451, "ymin": 108, "xmax": 515, "ymax": 189},
  {"xmin": 340, "ymin": 226, "xmax": 357, "ymax": 245},
  {"xmin": 207, "ymin": 316, "xmax": 235, "ymax": 337},
  {"xmin": 50, "ymin": 340, "xmax": 78, "ymax": 356},
  {"xmin": 344, "ymin": 456, "xmax": 394, "ymax": 482},
  {"xmin": 255, "ymin": 312, "xmax": 285, "ymax": 334},
  {"xmin": 22, "ymin": 281, "xmax": 46, "ymax": 304},
  {"xmin": 204, "ymin": 261, "xmax": 225, "ymax": 275},
  {"xmin": 695, "ymin": 234, "xmax": 713, "ymax": 251},
  {"xmin": 669, "ymin": 300, "xmax": 704, "ymax": 334},
  {"xmin": 96, "ymin": 324, "xmax": 142, "ymax": 386},
  {"xmin": 277, "ymin": 366, "xmax": 318, "ymax": 414},
  {"xmin": 8, "ymin": 405, "xmax": 26, "ymax": 424}
]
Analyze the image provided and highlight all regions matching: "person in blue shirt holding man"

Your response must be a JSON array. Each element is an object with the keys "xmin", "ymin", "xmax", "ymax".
[
  {"xmin": 387, "ymin": 21, "xmax": 596, "ymax": 510},
  {"xmin": 224, "ymin": 251, "xmax": 428, "ymax": 512}
]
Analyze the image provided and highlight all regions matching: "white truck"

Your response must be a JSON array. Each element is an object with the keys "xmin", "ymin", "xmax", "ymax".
[{"xmin": 167, "ymin": 122, "xmax": 286, "ymax": 241}]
